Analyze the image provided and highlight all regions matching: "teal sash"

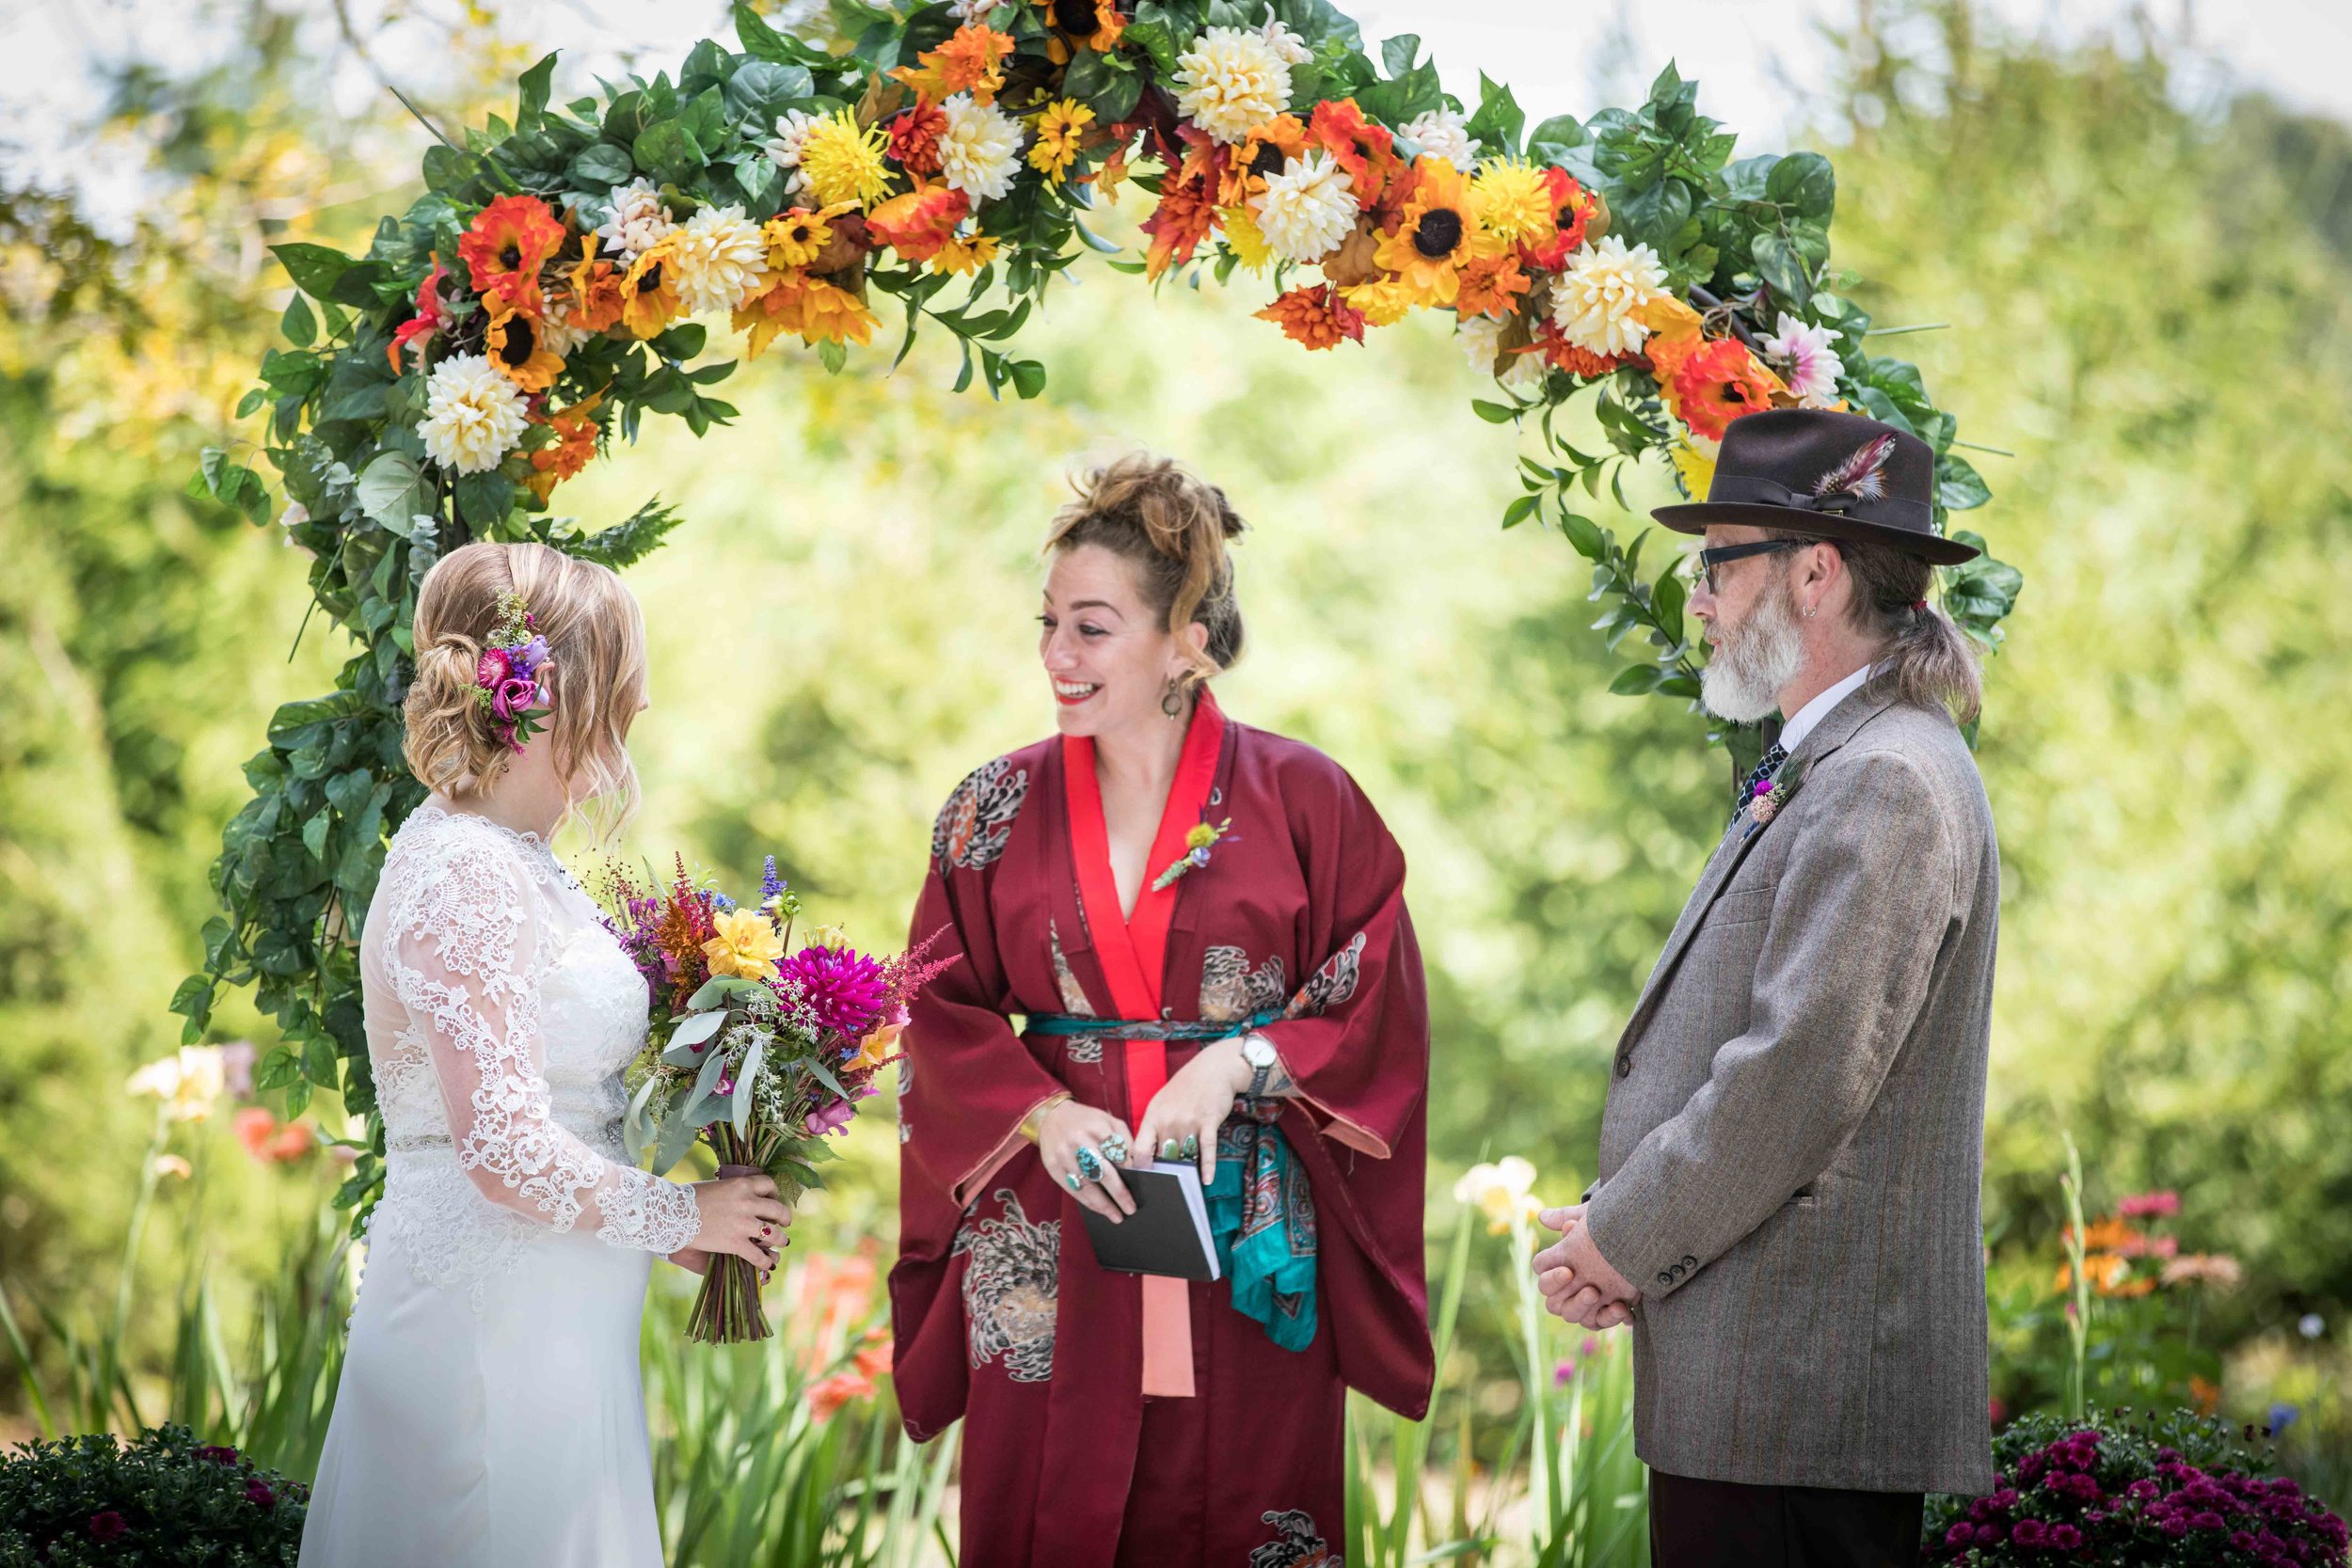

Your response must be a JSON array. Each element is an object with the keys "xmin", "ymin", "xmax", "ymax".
[{"xmin": 1023, "ymin": 1010, "xmax": 1316, "ymax": 1353}]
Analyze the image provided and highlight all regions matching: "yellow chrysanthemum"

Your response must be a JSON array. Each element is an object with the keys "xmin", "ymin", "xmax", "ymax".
[
  {"xmin": 797, "ymin": 112, "xmax": 895, "ymax": 210},
  {"xmin": 1471, "ymin": 157, "xmax": 1552, "ymax": 245},
  {"xmin": 930, "ymin": 230, "xmax": 1001, "ymax": 276},
  {"xmin": 1343, "ymin": 277, "xmax": 1421, "ymax": 326},
  {"xmin": 1219, "ymin": 204, "xmax": 1273, "ymax": 271},
  {"xmin": 703, "ymin": 907, "xmax": 786, "ymax": 980},
  {"xmin": 1028, "ymin": 98, "xmax": 1095, "ymax": 184}
]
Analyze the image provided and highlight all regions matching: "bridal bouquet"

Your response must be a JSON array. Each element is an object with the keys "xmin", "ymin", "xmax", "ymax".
[{"xmin": 605, "ymin": 857, "xmax": 945, "ymax": 1343}]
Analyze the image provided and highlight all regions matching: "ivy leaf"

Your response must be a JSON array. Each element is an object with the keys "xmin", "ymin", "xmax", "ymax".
[
  {"xmin": 270, "ymin": 242, "xmax": 353, "ymax": 299},
  {"xmin": 633, "ymin": 119, "xmax": 705, "ymax": 184},
  {"xmin": 1528, "ymin": 113, "xmax": 1586, "ymax": 164},
  {"xmin": 455, "ymin": 470, "xmax": 516, "ymax": 528},
  {"xmin": 1752, "ymin": 230, "xmax": 1811, "ymax": 310},
  {"xmin": 279, "ymin": 293, "xmax": 317, "ymax": 348},
  {"xmin": 1765, "ymin": 150, "xmax": 1836, "ymax": 221},
  {"xmin": 1936, "ymin": 452, "xmax": 1993, "ymax": 511},
  {"xmin": 566, "ymin": 142, "xmax": 637, "ymax": 189},
  {"xmin": 1464, "ymin": 73, "xmax": 1525, "ymax": 160},
  {"xmin": 355, "ymin": 451, "xmax": 431, "ymax": 529},
  {"xmin": 516, "ymin": 52, "xmax": 558, "ymax": 130}
]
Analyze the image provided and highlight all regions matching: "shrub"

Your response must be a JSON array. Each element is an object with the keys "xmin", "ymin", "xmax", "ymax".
[
  {"xmin": 1927, "ymin": 1411, "xmax": 2350, "ymax": 1565},
  {"xmin": 0, "ymin": 1424, "xmax": 306, "ymax": 1566}
]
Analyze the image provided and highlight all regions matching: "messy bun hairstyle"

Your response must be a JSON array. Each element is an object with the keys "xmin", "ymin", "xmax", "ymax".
[
  {"xmin": 1042, "ymin": 451, "xmax": 1246, "ymax": 689},
  {"xmin": 402, "ymin": 540, "xmax": 647, "ymax": 838}
]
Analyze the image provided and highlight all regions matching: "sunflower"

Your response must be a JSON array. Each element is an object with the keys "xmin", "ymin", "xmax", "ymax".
[
  {"xmin": 764, "ymin": 203, "xmax": 858, "ymax": 271},
  {"xmin": 1028, "ymin": 98, "xmax": 1096, "ymax": 184},
  {"xmin": 458, "ymin": 195, "xmax": 567, "ymax": 313},
  {"xmin": 618, "ymin": 239, "xmax": 684, "ymax": 340},
  {"xmin": 797, "ymin": 112, "xmax": 896, "ymax": 210},
  {"xmin": 484, "ymin": 302, "xmax": 564, "ymax": 391},
  {"xmin": 1255, "ymin": 284, "xmax": 1366, "ymax": 351},
  {"xmin": 1217, "ymin": 113, "xmax": 1309, "ymax": 207},
  {"xmin": 1373, "ymin": 157, "xmax": 1501, "ymax": 307},
  {"xmin": 1040, "ymin": 0, "xmax": 1124, "ymax": 62}
]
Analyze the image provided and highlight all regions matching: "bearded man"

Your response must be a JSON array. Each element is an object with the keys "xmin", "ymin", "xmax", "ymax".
[{"xmin": 1532, "ymin": 409, "xmax": 2000, "ymax": 1566}]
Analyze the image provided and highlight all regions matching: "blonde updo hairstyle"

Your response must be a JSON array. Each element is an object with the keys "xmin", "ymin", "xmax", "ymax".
[
  {"xmin": 1042, "ymin": 451, "xmax": 1246, "ymax": 691},
  {"xmin": 402, "ymin": 540, "xmax": 647, "ymax": 840}
]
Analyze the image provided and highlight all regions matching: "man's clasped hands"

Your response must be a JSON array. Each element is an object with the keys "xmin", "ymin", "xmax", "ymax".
[{"xmin": 1531, "ymin": 1204, "xmax": 1639, "ymax": 1332}]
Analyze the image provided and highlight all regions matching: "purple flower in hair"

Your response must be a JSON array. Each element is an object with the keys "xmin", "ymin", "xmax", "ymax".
[{"xmin": 777, "ymin": 945, "xmax": 889, "ymax": 1039}]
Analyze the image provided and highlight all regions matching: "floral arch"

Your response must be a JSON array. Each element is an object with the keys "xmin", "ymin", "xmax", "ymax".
[{"xmin": 182, "ymin": 0, "xmax": 2022, "ymax": 1211}]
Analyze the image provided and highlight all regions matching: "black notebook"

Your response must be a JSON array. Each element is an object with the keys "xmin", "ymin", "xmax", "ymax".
[{"xmin": 1076, "ymin": 1162, "xmax": 1221, "ymax": 1282}]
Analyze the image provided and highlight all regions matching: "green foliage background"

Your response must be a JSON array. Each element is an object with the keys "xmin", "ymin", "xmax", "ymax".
[{"xmin": 4, "ymin": 0, "xmax": 2350, "ymax": 1452}]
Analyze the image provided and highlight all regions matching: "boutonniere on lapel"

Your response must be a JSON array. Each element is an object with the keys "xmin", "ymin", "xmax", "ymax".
[
  {"xmin": 1744, "ymin": 756, "xmax": 1810, "ymax": 835},
  {"xmin": 1152, "ymin": 817, "xmax": 1233, "ymax": 892}
]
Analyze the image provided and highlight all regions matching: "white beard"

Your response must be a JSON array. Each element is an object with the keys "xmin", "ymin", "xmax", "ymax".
[{"xmin": 1701, "ymin": 576, "xmax": 1804, "ymax": 723}]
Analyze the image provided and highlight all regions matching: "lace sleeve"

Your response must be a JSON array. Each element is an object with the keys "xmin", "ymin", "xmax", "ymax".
[{"xmin": 383, "ymin": 833, "xmax": 701, "ymax": 1255}]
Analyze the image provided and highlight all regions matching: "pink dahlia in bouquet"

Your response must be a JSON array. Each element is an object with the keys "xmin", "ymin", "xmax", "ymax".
[{"xmin": 604, "ymin": 856, "xmax": 946, "ymax": 1343}]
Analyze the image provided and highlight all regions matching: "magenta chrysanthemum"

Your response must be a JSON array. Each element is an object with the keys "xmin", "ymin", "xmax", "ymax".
[{"xmin": 776, "ymin": 945, "xmax": 889, "ymax": 1039}]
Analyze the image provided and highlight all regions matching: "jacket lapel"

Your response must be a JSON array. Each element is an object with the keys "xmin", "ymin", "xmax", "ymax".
[{"xmin": 1612, "ymin": 684, "xmax": 1899, "ymax": 1067}]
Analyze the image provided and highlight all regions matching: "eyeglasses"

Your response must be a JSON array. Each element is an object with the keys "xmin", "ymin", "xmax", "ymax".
[{"xmin": 1688, "ymin": 538, "xmax": 1828, "ymax": 594}]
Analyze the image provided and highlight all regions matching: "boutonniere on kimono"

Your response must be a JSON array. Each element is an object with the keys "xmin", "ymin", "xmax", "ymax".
[
  {"xmin": 1746, "ymin": 756, "xmax": 1810, "ymax": 831},
  {"xmin": 1151, "ymin": 817, "xmax": 1233, "ymax": 892}
]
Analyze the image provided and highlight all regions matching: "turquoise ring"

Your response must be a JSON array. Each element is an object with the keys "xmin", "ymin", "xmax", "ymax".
[
  {"xmin": 1160, "ymin": 1138, "xmax": 1184, "ymax": 1162},
  {"xmin": 1064, "ymin": 1169, "xmax": 1085, "ymax": 1193},
  {"xmin": 1179, "ymin": 1133, "xmax": 1200, "ymax": 1162},
  {"xmin": 1074, "ymin": 1145, "xmax": 1104, "ymax": 1182}
]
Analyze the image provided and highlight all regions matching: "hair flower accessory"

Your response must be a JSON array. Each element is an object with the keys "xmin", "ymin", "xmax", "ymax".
[
  {"xmin": 1152, "ymin": 816, "xmax": 1233, "ymax": 892},
  {"xmin": 475, "ymin": 590, "xmax": 549, "ymax": 752}
]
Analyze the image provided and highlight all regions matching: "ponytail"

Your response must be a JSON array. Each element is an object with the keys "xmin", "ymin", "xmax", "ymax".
[{"xmin": 1830, "ymin": 535, "xmax": 1983, "ymax": 725}]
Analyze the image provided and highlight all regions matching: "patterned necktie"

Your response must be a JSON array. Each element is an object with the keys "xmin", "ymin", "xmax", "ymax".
[{"xmin": 1731, "ymin": 741, "xmax": 1789, "ymax": 824}]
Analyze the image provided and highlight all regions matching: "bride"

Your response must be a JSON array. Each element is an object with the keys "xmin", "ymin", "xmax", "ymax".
[{"xmin": 301, "ymin": 541, "xmax": 791, "ymax": 1566}]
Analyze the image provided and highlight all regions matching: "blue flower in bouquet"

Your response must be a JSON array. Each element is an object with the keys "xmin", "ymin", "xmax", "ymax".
[{"xmin": 777, "ymin": 945, "xmax": 888, "ymax": 1039}]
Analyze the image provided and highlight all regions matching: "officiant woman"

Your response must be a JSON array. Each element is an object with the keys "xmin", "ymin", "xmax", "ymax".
[{"xmin": 889, "ymin": 452, "xmax": 1435, "ymax": 1567}]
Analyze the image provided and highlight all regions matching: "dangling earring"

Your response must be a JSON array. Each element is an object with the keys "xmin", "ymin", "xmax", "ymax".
[{"xmin": 1161, "ymin": 678, "xmax": 1186, "ymax": 719}]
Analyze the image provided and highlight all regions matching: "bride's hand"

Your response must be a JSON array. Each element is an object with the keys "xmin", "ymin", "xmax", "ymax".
[
  {"xmin": 1135, "ymin": 1039, "xmax": 1249, "ymax": 1186},
  {"xmin": 667, "ymin": 1245, "xmax": 711, "ymax": 1275},
  {"xmin": 691, "ymin": 1171, "xmax": 792, "ymax": 1271}
]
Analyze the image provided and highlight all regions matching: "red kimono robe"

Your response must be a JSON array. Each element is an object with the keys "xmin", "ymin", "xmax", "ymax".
[{"xmin": 890, "ymin": 691, "xmax": 1433, "ymax": 1568}]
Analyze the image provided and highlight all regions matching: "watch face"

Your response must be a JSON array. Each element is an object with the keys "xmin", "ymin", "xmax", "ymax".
[{"xmin": 1243, "ymin": 1036, "xmax": 1278, "ymax": 1068}]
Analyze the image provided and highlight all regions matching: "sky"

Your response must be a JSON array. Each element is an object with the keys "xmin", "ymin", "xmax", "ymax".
[{"xmin": 7, "ymin": 0, "xmax": 2350, "ymax": 234}]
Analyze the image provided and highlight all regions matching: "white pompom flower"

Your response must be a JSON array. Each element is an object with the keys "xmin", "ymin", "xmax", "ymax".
[
  {"xmin": 937, "ymin": 93, "xmax": 1025, "ymax": 204},
  {"xmin": 668, "ymin": 203, "xmax": 771, "ymax": 315},
  {"xmin": 1172, "ymin": 26, "xmax": 1293, "ymax": 145},
  {"xmin": 1250, "ymin": 150, "xmax": 1356, "ymax": 262},
  {"xmin": 419, "ymin": 354, "xmax": 530, "ymax": 475},
  {"xmin": 595, "ymin": 178, "xmax": 675, "ymax": 262},
  {"xmin": 763, "ymin": 107, "xmax": 823, "ymax": 198},
  {"xmin": 1550, "ymin": 235, "xmax": 1671, "ymax": 358},
  {"xmin": 1402, "ymin": 107, "xmax": 1481, "ymax": 174}
]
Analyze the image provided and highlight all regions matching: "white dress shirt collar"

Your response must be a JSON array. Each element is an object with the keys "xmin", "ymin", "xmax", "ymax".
[{"xmin": 1779, "ymin": 660, "xmax": 1877, "ymax": 755}]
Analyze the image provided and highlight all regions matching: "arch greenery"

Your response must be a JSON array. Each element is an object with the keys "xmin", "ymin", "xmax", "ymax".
[{"xmin": 180, "ymin": 0, "xmax": 2022, "ymax": 1220}]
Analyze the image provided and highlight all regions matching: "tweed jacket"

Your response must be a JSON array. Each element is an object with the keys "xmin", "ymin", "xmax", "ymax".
[{"xmin": 1585, "ymin": 682, "xmax": 1999, "ymax": 1496}]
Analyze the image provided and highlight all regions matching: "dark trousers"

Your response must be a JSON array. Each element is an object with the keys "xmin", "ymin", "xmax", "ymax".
[{"xmin": 1649, "ymin": 1470, "xmax": 1924, "ymax": 1568}]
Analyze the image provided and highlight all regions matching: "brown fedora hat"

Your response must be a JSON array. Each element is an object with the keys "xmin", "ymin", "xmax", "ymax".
[{"xmin": 1653, "ymin": 408, "xmax": 1980, "ymax": 565}]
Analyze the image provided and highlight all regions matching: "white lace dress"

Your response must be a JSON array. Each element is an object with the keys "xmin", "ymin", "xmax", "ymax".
[{"xmin": 300, "ymin": 805, "xmax": 701, "ymax": 1567}]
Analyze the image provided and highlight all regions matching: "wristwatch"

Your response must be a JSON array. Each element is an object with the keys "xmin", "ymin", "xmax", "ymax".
[{"xmin": 1240, "ymin": 1033, "xmax": 1279, "ymax": 1099}]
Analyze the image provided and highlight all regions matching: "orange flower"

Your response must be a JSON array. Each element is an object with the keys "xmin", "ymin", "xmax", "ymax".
[
  {"xmin": 1041, "ymin": 0, "xmax": 1124, "ymax": 60},
  {"xmin": 2189, "ymin": 1375, "xmax": 2222, "ymax": 1416},
  {"xmin": 1454, "ymin": 250, "xmax": 1531, "ymax": 320},
  {"xmin": 1532, "ymin": 321, "xmax": 1629, "ymax": 377},
  {"xmin": 886, "ymin": 103, "xmax": 948, "ymax": 176},
  {"xmin": 268, "ymin": 1120, "xmax": 316, "ymax": 1161},
  {"xmin": 894, "ymin": 23, "xmax": 1015, "ymax": 105},
  {"xmin": 1218, "ymin": 113, "xmax": 1310, "ymax": 206},
  {"xmin": 484, "ymin": 301, "xmax": 564, "ymax": 392},
  {"xmin": 526, "ymin": 393, "xmax": 603, "ymax": 503},
  {"xmin": 852, "ymin": 1327, "xmax": 893, "ymax": 1381},
  {"xmin": 1372, "ymin": 157, "xmax": 1500, "ymax": 308},
  {"xmin": 732, "ymin": 272, "xmax": 880, "ymax": 356},
  {"xmin": 1521, "ymin": 167, "xmax": 1600, "ymax": 270},
  {"xmin": 1308, "ymin": 99, "xmax": 1404, "ymax": 211},
  {"xmin": 618, "ymin": 240, "xmax": 683, "ymax": 340},
  {"xmin": 389, "ymin": 261, "xmax": 451, "ymax": 372},
  {"xmin": 865, "ymin": 184, "xmax": 971, "ymax": 263},
  {"xmin": 1141, "ymin": 166, "xmax": 1221, "ymax": 280},
  {"xmin": 457, "ymin": 195, "xmax": 566, "ymax": 313},
  {"xmin": 565, "ymin": 255, "xmax": 627, "ymax": 335},
  {"xmin": 1669, "ymin": 337, "xmax": 1785, "ymax": 442},
  {"xmin": 233, "ymin": 1106, "xmax": 278, "ymax": 1161},
  {"xmin": 1255, "ymin": 283, "xmax": 1366, "ymax": 351},
  {"xmin": 808, "ymin": 1368, "xmax": 875, "ymax": 1418},
  {"xmin": 1083, "ymin": 145, "xmax": 1133, "ymax": 205}
]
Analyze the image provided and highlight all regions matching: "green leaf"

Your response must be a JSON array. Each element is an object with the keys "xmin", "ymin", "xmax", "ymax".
[
  {"xmin": 356, "ymin": 451, "xmax": 431, "ymax": 529},
  {"xmin": 303, "ymin": 808, "xmax": 330, "ymax": 863},
  {"xmin": 651, "ymin": 322, "xmax": 707, "ymax": 360},
  {"xmin": 1752, "ymin": 230, "xmax": 1811, "ymax": 310},
  {"xmin": 735, "ymin": 1, "xmax": 828, "ymax": 66},
  {"xmin": 255, "ymin": 1046, "xmax": 303, "ymax": 1093},
  {"xmin": 1652, "ymin": 563, "xmax": 1687, "ymax": 641},
  {"xmin": 1765, "ymin": 150, "xmax": 1836, "ymax": 221},
  {"xmin": 633, "ymin": 119, "xmax": 704, "ymax": 184},
  {"xmin": 1528, "ymin": 113, "xmax": 1586, "ymax": 161},
  {"xmin": 270, "ymin": 242, "xmax": 353, "ymax": 298},
  {"xmin": 455, "ymin": 470, "xmax": 515, "ymax": 528},
  {"xmin": 1609, "ymin": 663, "xmax": 1667, "ymax": 695},
  {"xmin": 516, "ymin": 52, "xmax": 559, "ymax": 129},
  {"xmin": 280, "ymin": 293, "xmax": 317, "ymax": 348},
  {"xmin": 1470, "ymin": 399, "xmax": 1518, "ymax": 424},
  {"xmin": 1008, "ymin": 358, "xmax": 1047, "ymax": 400},
  {"xmin": 725, "ymin": 59, "xmax": 814, "ymax": 124},
  {"xmin": 301, "ymin": 1031, "xmax": 339, "ymax": 1087},
  {"xmin": 566, "ymin": 142, "xmax": 638, "ymax": 188},
  {"xmin": 1935, "ymin": 452, "xmax": 1993, "ymax": 511},
  {"xmin": 1464, "ymin": 72, "xmax": 1525, "ymax": 159}
]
